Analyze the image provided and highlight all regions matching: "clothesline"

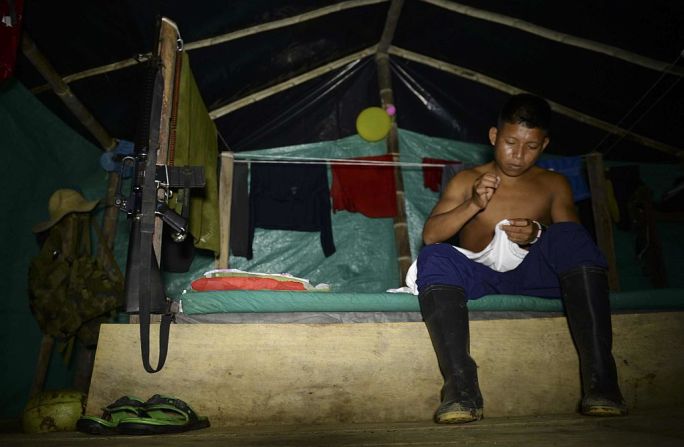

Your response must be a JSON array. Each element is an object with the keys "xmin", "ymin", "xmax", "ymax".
[
  {"xmin": 230, "ymin": 153, "xmax": 459, "ymax": 168},
  {"xmin": 229, "ymin": 153, "xmax": 592, "ymax": 167}
]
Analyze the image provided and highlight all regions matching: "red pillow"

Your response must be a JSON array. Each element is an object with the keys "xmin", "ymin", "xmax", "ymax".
[{"xmin": 191, "ymin": 276, "xmax": 308, "ymax": 292}]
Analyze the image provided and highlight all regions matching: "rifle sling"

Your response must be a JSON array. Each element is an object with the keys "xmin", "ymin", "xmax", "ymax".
[{"xmin": 136, "ymin": 66, "xmax": 171, "ymax": 374}]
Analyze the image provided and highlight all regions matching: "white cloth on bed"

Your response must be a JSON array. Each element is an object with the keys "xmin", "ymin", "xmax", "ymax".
[{"xmin": 394, "ymin": 219, "xmax": 529, "ymax": 295}]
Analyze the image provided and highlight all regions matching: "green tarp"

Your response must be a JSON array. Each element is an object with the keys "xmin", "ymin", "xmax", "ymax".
[{"xmin": 1, "ymin": 79, "xmax": 109, "ymax": 419}]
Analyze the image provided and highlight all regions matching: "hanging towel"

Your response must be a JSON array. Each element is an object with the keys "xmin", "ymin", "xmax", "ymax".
[
  {"xmin": 330, "ymin": 154, "xmax": 397, "ymax": 218},
  {"xmin": 169, "ymin": 52, "xmax": 220, "ymax": 253},
  {"xmin": 249, "ymin": 162, "xmax": 335, "ymax": 258},
  {"xmin": 422, "ymin": 158, "xmax": 461, "ymax": 192},
  {"xmin": 229, "ymin": 162, "xmax": 250, "ymax": 258}
]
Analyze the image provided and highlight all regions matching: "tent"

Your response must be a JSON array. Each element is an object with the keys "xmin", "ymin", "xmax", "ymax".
[
  {"xmin": 13, "ymin": 0, "xmax": 684, "ymax": 161},
  {"xmin": 2, "ymin": 0, "xmax": 683, "ymax": 420}
]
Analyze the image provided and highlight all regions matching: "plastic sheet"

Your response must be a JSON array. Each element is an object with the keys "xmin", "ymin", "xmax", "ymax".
[{"xmin": 1, "ymin": 80, "xmax": 110, "ymax": 419}]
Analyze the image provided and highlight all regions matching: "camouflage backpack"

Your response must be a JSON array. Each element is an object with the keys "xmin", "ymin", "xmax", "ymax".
[{"xmin": 28, "ymin": 213, "xmax": 123, "ymax": 346}]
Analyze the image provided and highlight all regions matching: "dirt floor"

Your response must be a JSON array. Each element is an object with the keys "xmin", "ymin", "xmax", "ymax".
[{"xmin": 2, "ymin": 405, "xmax": 683, "ymax": 447}]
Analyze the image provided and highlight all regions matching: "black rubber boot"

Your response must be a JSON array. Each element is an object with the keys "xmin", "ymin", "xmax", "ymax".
[
  {"xmin": 560, "ymin": 266, "xmax": 628, "ymax": 416},
  {"xmin": 418, "ymin": 284, "xmax": 483, "ymax": 423}
]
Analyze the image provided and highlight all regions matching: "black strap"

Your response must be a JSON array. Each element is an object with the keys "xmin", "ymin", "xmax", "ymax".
[
  {"xmin": 131, "ymin": 215, "xmax": 172, "ymax": 374},
  {"xmin": 139, "ymin": 299, "xmax": 173, "ymax": 374},
  {"xmin": 134, "ymin": 63, "xmax": 171, "ymax": 374},
  {"xmin": 126, "ymin": 19, "xmax": 184, "ymax": 374}
]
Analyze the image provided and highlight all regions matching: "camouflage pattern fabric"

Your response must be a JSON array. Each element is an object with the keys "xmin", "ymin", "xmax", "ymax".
[{"xmin": 28, "ymin": 214, "xmax": 122, "ymax": 346}]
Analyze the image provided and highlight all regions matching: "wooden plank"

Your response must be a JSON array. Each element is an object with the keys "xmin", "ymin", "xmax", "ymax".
[
  {"xmin": 88, "ymin": 312, "xmax": 684, "ymax": 425},
  {"xmin": 218, "ymin": 152, "xmax": 235, "ymax": 268},
  {"xmin": 585, "ymin": 152, "xmax": 620, "ymax": 291},
  {"xmin": 8, "ymin": 408, "xmax": 684, "ymax": 444},
  {"xmin": 152, "ymin": 18, "xmax": 181, "ymax": 262}
]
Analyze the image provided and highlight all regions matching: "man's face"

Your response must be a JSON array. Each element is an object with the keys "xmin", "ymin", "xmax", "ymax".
[{"xmin": 489, "ymin": 122, "xmax": 549, "ymax": 177}]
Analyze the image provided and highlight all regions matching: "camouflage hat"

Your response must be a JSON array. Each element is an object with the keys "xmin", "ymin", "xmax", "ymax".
[{"xmin": 32, "ymin": 189, "xmax": 99, "ymax": 233}]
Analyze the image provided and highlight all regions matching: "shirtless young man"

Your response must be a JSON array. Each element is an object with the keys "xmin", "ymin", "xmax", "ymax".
[{"xmin": 416, "ymin": 94, "xmax": 627, "ymax": 424}]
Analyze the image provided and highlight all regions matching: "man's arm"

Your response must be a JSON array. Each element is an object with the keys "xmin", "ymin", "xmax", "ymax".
[
  {"xmin": 550, "ymin": 174, "xmax": 580, "ymax": 224},
  {"xmin": 502, "ymin": 172, "xmax": 579, "ymax": 245},
  {"xmin": 422, "ymin": 171, "xmax": 499, "ymax": 245}
]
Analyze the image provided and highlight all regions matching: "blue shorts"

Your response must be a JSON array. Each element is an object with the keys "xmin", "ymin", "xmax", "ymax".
[{"xmin": 416, "ymin": 222, "xmax": 608, "ymax": 300}]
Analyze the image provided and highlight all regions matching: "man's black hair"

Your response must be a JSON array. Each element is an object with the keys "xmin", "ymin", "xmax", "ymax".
[{"xmin": 498, "ymin": 93, "xmax": 551, "ymax": 133}]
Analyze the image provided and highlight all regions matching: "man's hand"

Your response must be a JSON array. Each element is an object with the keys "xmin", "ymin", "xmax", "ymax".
[
  {"xmin": 471, "ymin": 173, "xmax": 500, "ymax": 209},
  {"xmin": 501, "ymin": 218, "xmax": 538, "ymax": 245}
]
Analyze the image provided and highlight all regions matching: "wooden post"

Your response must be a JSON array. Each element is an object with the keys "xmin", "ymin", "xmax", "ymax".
[
  {"xmin": 125, "ymin": 19, "xmax": 181, "ymax": 326},
  {"xmin": 29, "ymin": 335, "xmax": 54, "ymax": 398},
  {"xmin": 632, "ymin": 187, "xmax": 668, "ymax": 288},
  {"xmin": 218, "ymin": 152, "xmax": 235, "ymax": 268},
  {"xmin": 152, "ymin": 18, "xmax": 182, "ymax": 262},
  {"xmin": 585, "ymin": 152, "xmax": 620, "ymax": 291},
  {"xmin": 21, "ymin": 32, "xmax": 121, "ymax": 276},
  {"xmin": 375, "ymin": 0, "xmax": 411, "ymax": 285}
]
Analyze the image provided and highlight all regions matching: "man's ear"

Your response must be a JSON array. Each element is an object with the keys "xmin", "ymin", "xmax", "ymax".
[
  {"xmin": 541, "ymin": 136, "xmax": 550, "ymax": 152},
  {"xmin": 488, "ymin": 127, "xmax": 498, "ymax": 146}
]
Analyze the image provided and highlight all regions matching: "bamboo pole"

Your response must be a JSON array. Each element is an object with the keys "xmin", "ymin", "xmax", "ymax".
[
  {"xmin": 31, "ymin": 0, "xmax": 389, "ymax": 94},
  {"xmin": 422, "ymin": 0, "xmax": 684, "ymax": 77},
  {"xmin": 21, "ymin": 34, "xmax": 116, "ymax": 150},
  {"xmin": 376, "ymin": 0, "xmax": 411, "ymax": 285},
  {"xmin": 389, "ymin": 46, "xmax": 684, "ymax": 159},
  {"xmin": 185, "ymin": 0, "xmax": 388, "ymax": 52},
  {"xmin": 32, "ymin": 0, "xmax": 679, "ymax": 95},
  {"xmin": 30, "ymin": 0, "xmax": 390, "ymax": 95},
  {"xmin": 21, "ymin": 32, "xmax": 123, "ymax": 274},
  {"xmin": 210, "ymin": 46, "xmax": 377, "ymax": 119}
]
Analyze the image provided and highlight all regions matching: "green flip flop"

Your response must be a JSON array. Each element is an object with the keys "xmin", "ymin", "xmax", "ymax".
[
  {"xmin": 117, "ymin": 395, "xmax": 210, "ymax": 435},
  {"xmin": 76, "ymin": 396, "xmax": 145, "ymax": 435}
]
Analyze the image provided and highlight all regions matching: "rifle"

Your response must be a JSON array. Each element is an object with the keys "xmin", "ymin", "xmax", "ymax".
[{"xmin": 115, "ymin": 17, "xmax": 204, "ymax": 373}]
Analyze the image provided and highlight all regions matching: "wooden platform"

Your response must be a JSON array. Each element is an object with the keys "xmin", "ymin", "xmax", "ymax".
[
  {"xmin": 4, "ymin": 407, "xmax": 684, "ymax": 446},
  {"xmin": 86, "ymin": 312, "xmax": 684, "ymax": 426}
]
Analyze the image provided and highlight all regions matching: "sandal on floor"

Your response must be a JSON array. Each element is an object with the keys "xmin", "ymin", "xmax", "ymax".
[
  {"xmin": 76, "ymin": 396, "xmax": 145, "ymax": 435},
  {"xmin": 116, "ymin": 395, "xmax": 210, "ymax": 435}
]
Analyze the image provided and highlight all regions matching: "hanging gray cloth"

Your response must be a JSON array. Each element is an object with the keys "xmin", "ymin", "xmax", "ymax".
[{"xmin": 248, "ymin": 162, "xmax": 335, "ymax": 258}]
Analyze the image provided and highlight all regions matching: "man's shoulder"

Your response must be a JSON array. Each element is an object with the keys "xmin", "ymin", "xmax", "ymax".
[
  {"xmin": 444, "ymin": 163, "xmax": 488, "ymax": 190},
  {"xmin": 533, "ymin": 166, "xmax": 571, "ymax": 186},
  {"xmin": 461, "ymin": 162, "xmax": 492, "ymax": 178}
]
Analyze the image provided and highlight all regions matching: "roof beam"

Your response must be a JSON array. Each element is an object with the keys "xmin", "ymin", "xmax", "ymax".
[
  {"xmin": 390, "ymin": 46, "xmax": 683, "ymax": 158},
  {"xmin": 185, "ymin": 0, "xmax": 388, "ymax": 52},
  {"xmin": 30, "ymin": 0, "xmax": 390, "ymax": 93},
  {"xmin": 209, "ymin": 46, "xmax": 377, "ymax": 119},
  {"xmin": 21, "ymin": 32, "xmax": 123, "ymax": 274},
  {"xmin": 422, "ymin": 0, "xmax": 684, "ymax": 77}
]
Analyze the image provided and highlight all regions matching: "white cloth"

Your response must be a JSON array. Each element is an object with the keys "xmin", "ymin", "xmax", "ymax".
[{"xmin": 400, "ymin": 219, "xmax": 529, "ymax": 295}]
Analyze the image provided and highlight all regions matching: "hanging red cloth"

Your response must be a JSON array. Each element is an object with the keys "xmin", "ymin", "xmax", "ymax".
[
  {"xmin": 0, "ymin": 0, "xmax": 24, "ymax": 82},
  {"xmin": 330, "ymin": 154, "xmax": 397, "ymax": 218},
  {"xmin": 422, "ymin": 157, "xmax": 461, "ymax": 192}
]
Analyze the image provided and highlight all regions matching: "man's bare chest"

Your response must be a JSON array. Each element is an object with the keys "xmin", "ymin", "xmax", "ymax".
[{"xmin": 476, "ymin": 186, "xmax": 551, "ymax": 224}]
